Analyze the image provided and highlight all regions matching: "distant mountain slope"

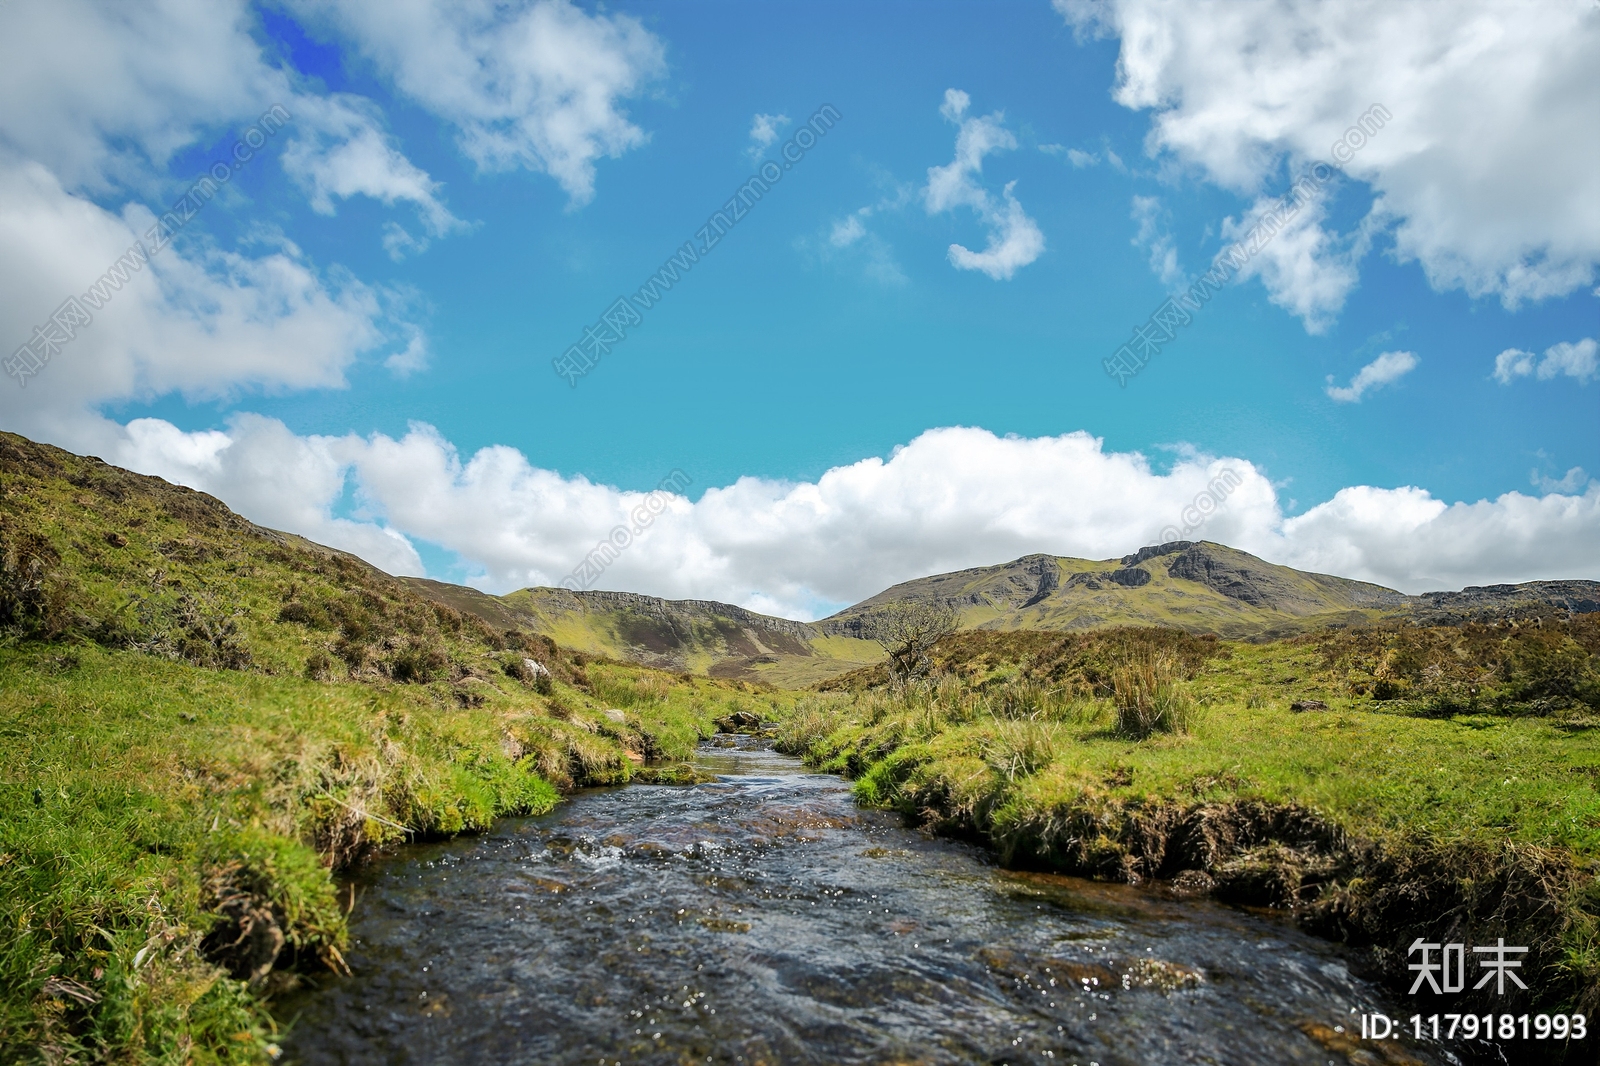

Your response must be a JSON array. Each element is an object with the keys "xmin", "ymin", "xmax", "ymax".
[
  {"xmin": 6, "ymin": 430, "xmax": 1591, "ymax": 685},
  {"xmin": 400, "ymin": 580, "xmax": 884, "ymax": 687},
  {"xmin": 817, "ymin": 541, "xmax": 1413, "ymax": 641},
  {"xmin": 414, "ymin": 543, "xmax": 1598, "ymax": 679}
]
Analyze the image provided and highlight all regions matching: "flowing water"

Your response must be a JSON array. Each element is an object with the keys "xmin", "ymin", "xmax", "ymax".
[{"xmin": 282, "ymin": 736, "xmax": 1481, "ymax": 1065}]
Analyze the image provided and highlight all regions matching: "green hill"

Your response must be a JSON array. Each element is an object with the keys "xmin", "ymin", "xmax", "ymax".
[
  {"xmin": 413, "ymin": 542, "xmax": 1595, "ymax": 683},
  {"xmin": 402, "ymin": 580, "xmax": 884, "ymax": 687},
  {"xmin": 816, "ymin": 541, "xmax": 1411, "ymax": 641}
]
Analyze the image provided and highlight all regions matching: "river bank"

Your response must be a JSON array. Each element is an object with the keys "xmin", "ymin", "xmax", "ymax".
[
  {"xmin": 280, "ymin": 734, "xmax": 1448, "ymax": 1065},
  {"xmin": 777, "ymin": 627, "xmax": 1600, "ymax": 1055},
  {"xmin": 0, "ymin": 642, "xmax": 765, "ymax": 1063}
]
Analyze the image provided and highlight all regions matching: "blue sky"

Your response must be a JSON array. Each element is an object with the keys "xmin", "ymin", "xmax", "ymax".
[{"xmin": 2, "ymin": 0, "xmax": 1596, "ymax": 618}]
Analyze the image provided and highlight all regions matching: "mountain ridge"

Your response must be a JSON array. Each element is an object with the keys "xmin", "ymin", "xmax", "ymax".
[{"xmin": 3, "ymin": 430, "xmax": 1593, "ymax": 684}]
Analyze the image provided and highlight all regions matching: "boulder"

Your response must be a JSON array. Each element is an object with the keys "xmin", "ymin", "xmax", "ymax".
[
  {"xmin": 1289, "ymin": 699, "xmax": 1328, "ymax": 712},
  {"xmin": 714, "ymin": 710, "xmax": 761, "ymax": 733},
  {"xmin": 603, "ymin": 708, "xmax": 627, "ymax": 724}
]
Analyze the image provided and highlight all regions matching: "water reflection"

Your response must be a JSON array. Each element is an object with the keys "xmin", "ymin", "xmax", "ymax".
[{"xmin": 282, "ymin": 736, "xmax": 1462, "ymax": 1065}]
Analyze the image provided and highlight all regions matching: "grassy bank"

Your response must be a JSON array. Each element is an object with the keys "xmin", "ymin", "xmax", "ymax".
[
  {"xmin": 0, "ymin": 433, "xmax": 786, "ymax": 1063},
  {"xmin": 0, "ymin": 641, "xmax": 769, "ymax": 1063},
  {"xmin": 780, "ymin": 625, "xmax": 1600, "ymax": 1028}
]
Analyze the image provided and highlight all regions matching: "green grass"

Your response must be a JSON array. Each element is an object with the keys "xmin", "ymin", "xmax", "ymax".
[
  {"xmin": 0, "ymin": 643, "xmax": 767, "ymax": 1064},
  {"xmin": 779, "ymin": 627, "xmax": 1600, "ymax": 1018}
]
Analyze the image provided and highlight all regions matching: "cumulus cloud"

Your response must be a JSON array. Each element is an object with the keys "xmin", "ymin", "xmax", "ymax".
[
  {"xmin": 0, "ymin": 0, "xmax": 459, "ymax": 249},
  {"xmin": 84, "ymin": 419, "xmax": 1600, "ymax": 619},
  {"xmin": 291, "ymin": 0, "xmax": 667, "ymax": 206},
  {"xmin": 282, "ymin": 95, "xmax": 466, "ymax": 239},
  {"xmin": 114, "ymin": 414, "xmax": 425, "ymax": 576},
  {"xmin": 1493, "ymin": 347, "xmax": 1537, "ymax": 384},
  {"xmin": 0, "ymin": 0, "xmax": 439, "ymax": 458},
  {"xmin": 1325, "ymin": 350, "xmax": 1418, "ymax": 403},
  {"xmin": 1538, "ymin": 338, "xmax": 1599, "ymax": 383},
  {"xmin": 1493, "ymin": 337, "xmax": 1598, "ymax": 384},
  {"xmin": 924, "ymin": 89, "xmax": 1045, "ymax": 280},
  {"xmin": 0, "ymin": 0, "xmax": 278, "ymax": 192},
  {"xmin": 747, "ymin": 113, "xmax": 789, "ymax": 159},
  {"xmin": 1058, "ymin": 0, "xmax": 1600, "ymax": 308},
  {"xmin": 1221, "ymin": 190, "xmax": 1365, "ymax": 332},
  {"xmin": 0, "ymin": 158, "xmax": 392, "ymax": 443}
]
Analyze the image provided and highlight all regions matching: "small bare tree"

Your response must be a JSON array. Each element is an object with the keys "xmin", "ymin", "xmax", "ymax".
[{"xmin": 870, "ymin": 600, "xmax": 959, "ymax": 682}]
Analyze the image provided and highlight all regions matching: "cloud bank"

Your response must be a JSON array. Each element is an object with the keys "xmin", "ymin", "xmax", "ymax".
[
  {"xmin": 1061, "ymin": 0, "xmax": 1600, "ymax": 313},
  {"xmin": 75, "ymin": 419, "xmax": 1600, "ymax": 621}
]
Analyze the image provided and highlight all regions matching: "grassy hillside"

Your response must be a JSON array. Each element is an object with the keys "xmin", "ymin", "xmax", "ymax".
[
  {"xmin": 782, "ymin": 621, "xmax": 1600, "ymax": 1041},
  {"xmin": 0, "ymin": 433, "xmax": 774, "ymax": 1063},
  {"xmin": 402, "ymin": 543, "xmax": 1595, "ymax": 684},
  {"xmin": 818, "ymin": 542, "xmax": 1415, "ymax": 640}
]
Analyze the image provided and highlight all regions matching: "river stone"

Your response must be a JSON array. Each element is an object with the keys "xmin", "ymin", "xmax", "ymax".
[{"xmin": 715, "ymin": 710, "xmax": 761, "ymax": 733}]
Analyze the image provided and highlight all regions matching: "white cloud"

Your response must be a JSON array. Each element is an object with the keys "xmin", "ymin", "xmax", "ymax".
[
  {"xmin": 381, "ymin": 221, "xmax": 428, "ymax": 262},
  {"xmin": 1067, "ymin": 148, "xmax": 1100, "ymax": 168},
  {"xmin": 0, "ymin": 158, "xmax": 392, "ymax": 441},
  {"xmin": 1057, "ymin": 0, "xmax": 1600, "ymax": 309},
  {"xmin": 291, "ymin": 0, "xmax": 667, "ymax": 206},
  {"xmin": 1493, "ymin": 347, "xmax": 1537, "ymax": 384},
  {"xmin": 1538, "ymin": 338, "xmax": 1598, "ymax": 383},
  {"xmin": 830, "ymin": 214, "xmax": 867, "ymax": 248},
  {"xmin": 0, "ymin": 0, "xmax": 278, "ymax": 193},
  {"xmin": 747, "ymin": 113, "xmax": 789, "ymax": 159},
  {"xmin": 1325, "ymin": 350, "xmax": 1418, "ymax": 403},
  {"xmin": 282, "ymin": 95, "xmax": 466, "ymax": 238},
  {"xmin": 114, "ymin": 414, "xmax": 425, "ymax": 576},
  {"xmin": 1532, "ymin": 466, "xmax": 1591, "ymax": 495},
  {"xmin": 64, "ymin": 419, "xmax": 1599, "ymax": 620},
  {"xmin": 1130, "ymin": 195, "xmax": 1182, "ymax": 286},
  {"xmin": 0, "ymin": 0, "xmax": 455, "ymax": 246},
  {"xmin": 1221, "ymin": 190, "xmax": 1364, "ymax": 332},
  {"xmin": 805, "ymin": 204, "xmax": 908, "ymax": 286},
  {"xmin": 924, "ymin": 89, "xmax": 1045, "ymax": 280},
  {"xmin": 384, "ymin": 328, "xmax": 430, "ymax": 377},
  {"xmin": 1494, "ymin": 337, "xmax": 1598, "ymax": 385}
]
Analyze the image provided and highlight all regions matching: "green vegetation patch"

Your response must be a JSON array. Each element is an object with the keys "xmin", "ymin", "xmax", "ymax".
[{"xmin": 779, "ymin": 624, "xmax": 1600, "ymax": 1021}]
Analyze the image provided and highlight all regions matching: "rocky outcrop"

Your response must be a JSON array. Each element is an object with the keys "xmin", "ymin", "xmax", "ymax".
[
  {"xmin": 1409, "ymin": 580, "xmax": 1600, "ymax": 624},
  {"xmin": 1120, "ymin": 541, "xmax": 1194, "ymax": 567},
  {"xmin": 1165, "ymin": 544, "xmax": 1296, "ymax": 608},
  {"xmin": 1106, "ymin": 567, "xmax": 1151, "ymax": 588}
]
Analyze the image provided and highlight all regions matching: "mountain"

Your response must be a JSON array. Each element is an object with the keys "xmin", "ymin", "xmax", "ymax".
[
  {"xmin": 5, "ymin": 431, "xmax": 1593, "ymax": 686},
  {"xmin": 401, "ymin": 579, "xmax": 883, "ymax": 687},
  {"xmin": 815, "ymin": 541, "xmax": 1411, "ymax": 641}
]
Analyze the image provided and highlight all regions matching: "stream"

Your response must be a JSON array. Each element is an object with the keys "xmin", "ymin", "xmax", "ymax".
[{"xmin": 281, "ymin": 735, "xmax": 1482, "ymax": 1065}]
